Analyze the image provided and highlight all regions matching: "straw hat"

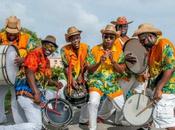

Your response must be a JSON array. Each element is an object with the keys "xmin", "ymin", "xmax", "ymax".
[
  {"xmin": 5, "ymin": 16, "xmax": 21, "ymax": 34},
  {"xmin": 42, "ymin": 35, "xmax": 58, "ymax": 48},
  {"xmin": 111, "ymin": 16, "xmax": 133, "ymax": 25},
  {"xmin": 65, "ymin": 26, "xmax": 82, "ymax": 39},
  {"xmin": 133, "ymin": 23, "xmax": 162, "ymax": 36},
  {"xmin": 101, "ymin": 24, "xmax": 117, "ymax": 35}
]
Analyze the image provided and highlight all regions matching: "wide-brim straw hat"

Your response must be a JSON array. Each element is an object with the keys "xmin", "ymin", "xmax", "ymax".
[
  {"xmin": 133, "ymin": 23, "xmax": 162, "ymax": 36},
  {"xmin": 65, "ymin": 26, "xmax": 82, "ymax": 39},
  {"xmin": 101, "ymin": 24, "xmax": 117, "ymax": 35},
  {"xmin": 5, "ymin": 16, "xmax": 21, "ymax": 34},
  {"xmin": 42, "ymin": 35, "xmax": 58, "ymax": 48},
  {"xmin": 111, "ymin": 16, "xmax": 133, "ymax": 25}
]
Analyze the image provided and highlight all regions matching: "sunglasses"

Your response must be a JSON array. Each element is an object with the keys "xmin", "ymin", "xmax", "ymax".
[
  {"xmin": 103, "ymin": 35, "xmax": 116, "ymax": 40},
  {"xmin": 44, "ymin": 44, "xmax": 57, "ymax": 52}
]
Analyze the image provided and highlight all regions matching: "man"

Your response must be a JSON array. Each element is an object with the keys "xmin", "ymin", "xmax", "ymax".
[
  {"xmin": 86, "ymin": 24, "xmax": 126, "ymax": 130},
  {"xmin": 111, "ymin": 16, "xmax": 147, "ymax": 98},
  {"xmin": 133, "ymin": 23, "xmax": 175, "ymax": 130},
  {"xmin": 0, "ymin": 35, "xmax": 62, "ymax": 130},
  {"xmin": 0, "ymin": 16, "xmax": 38, "ymax": 124},
  {"xmin": 98, "ymin": 17, "xmax": 147, "ymax": 125},
  {"xmin": 60, "ymin": 26, "xmax": 90, "ymax": 124}
]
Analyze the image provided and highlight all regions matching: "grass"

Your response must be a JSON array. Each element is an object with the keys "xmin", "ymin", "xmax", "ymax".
[{"xmin": 5, "ymin": 90, "xmax": 11, "ymax": 112}]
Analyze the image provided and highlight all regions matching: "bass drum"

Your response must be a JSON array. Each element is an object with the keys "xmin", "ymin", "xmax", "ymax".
[
  {"xmin": 64, "ymin": 84, "xmax": 88, "ymax": 107},
  {"xmin": 42, "ymin": 98, "xmax": 73, "ymax": 129},
  {"xmin": 0, "ymin": 45, "xmax": 19, "ymax": 86},
  {"xmin": 123, "ymin": 94, "xmax": 153, "ymax": 126}
]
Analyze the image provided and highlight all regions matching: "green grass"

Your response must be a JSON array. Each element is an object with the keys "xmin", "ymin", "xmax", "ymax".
[{"xmin": 5, "ymin": 90, "xmax": 11, "ymax": 112}]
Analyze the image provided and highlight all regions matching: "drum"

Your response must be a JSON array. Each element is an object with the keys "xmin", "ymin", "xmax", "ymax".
[
  {"xmin": 123, "ymin": 94, "xmax": 153, "ymax": 126},
  {"xmin": 0, "ymin": 45, "xmax": 19, "ymax": 86},
  {"xmin": 42, "ymin": 98, "xmax": 73, "ymax": 129},
  {"xmin": 64, "ymin": 84, "xmax": 88, "ymax": 107},
  {"xmin": 123, "ymin": 38, "xmax": 148, "ymax": 74}
]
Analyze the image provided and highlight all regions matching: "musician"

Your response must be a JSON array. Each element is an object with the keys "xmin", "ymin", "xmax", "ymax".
[
  {"xmin": 98, "ymin": 17, "xmax": 147, "ymax": 125},
  {"xmin": 60, "ymin": 26, "xmax": 90, "ymax": 124},
  {"xmin": 0, "ymin": 16, "xmax": 38, "ymax": 124},
  {"xmin": 86, "ymin": 24, "xmax": 128, "ymax": 130},
  {"xmin": 111, "ymin": 16, "xmax": 147, "ymax": 98},
  {"xmin": 133, "ymin": 23, "xmax": 175, "ymax": 130},
  {"xmin": 0, "ymin": 35, "xmax": 62, "ymax": 130}
]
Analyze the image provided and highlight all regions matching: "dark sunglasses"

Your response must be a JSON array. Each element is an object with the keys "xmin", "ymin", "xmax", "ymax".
[{"xmin": 103, "ymin": 35, "xmax": 115, "ymax": 40}]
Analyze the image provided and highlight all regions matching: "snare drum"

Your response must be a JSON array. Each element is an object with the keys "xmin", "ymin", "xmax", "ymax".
[
  {"xmin": 123, "ymin": 38, "xmax": 148, "ymax": 74},
  {"xmin": 123, "ymin": 94, "xmax": 153, "ymax": 126},
  {"xmin": 64, "ymin": 84, "xmax": 88, "ymax": 107},
  {"xmin": 42, "ymin": 98, "xmax": 73, "ymax": 129},
  {"xmin": 0, "ymin": 45, "xmax": 19, "ymax": 86}
]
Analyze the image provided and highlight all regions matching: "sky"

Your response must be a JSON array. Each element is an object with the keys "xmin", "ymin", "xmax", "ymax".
[{"xmin": 0, "ymin": 0, "xmax": 175, "ymax": 50}]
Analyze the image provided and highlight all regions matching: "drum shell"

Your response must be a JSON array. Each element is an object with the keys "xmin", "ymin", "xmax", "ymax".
[{"xmin": 0, "ymin": 45, "xmax": 19, "ymax": 86}]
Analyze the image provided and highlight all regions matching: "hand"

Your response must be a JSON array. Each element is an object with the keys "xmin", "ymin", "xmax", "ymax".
[
  {"xmin": 100, "ymin": 54, "xmax": 107, "ymax": 64},
  {"xmin": 143, "ymin": 72, "xmax": 150, "ymax": 80},
  {"xmin": 33, "ymin": 91, "xmax": 41, "ymax": 104},
  {"xmin": 72, "ymin": 80, "xmax": 78, "ymax": 89},
  {"xmin": 108, "ymin": 51, "xmax": 114, "ymax": 62},
  {"xmin": 153, "ymin": 88, "xmax": 162, "ymax": 101},
  {"xmin": 14, "ymin": 56, "xmax": 24, "ymax": 66},
  {"xmin": 125, "ymin": 53, "xmax": 137, "ymax": 64},
  {"xmin": 77, "ymin": 75, "xmax": 83, "ymax": 84},
  {"xmin": 55, "ymin": 81, "xmax": 63, "ymax": 89}
]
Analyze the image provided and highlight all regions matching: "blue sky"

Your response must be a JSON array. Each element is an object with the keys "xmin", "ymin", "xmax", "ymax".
[{"xmin": 0, "ymin": 0, "xmax": 175, "ymax": 49}]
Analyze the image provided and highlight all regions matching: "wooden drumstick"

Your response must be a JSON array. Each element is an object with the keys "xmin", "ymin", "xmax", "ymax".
[{"xmin": 136, "ymin": 100, "xmax": 155, "ymax": 117}]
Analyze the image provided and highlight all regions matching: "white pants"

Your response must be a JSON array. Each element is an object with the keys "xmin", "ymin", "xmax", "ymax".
[
  {"xmin": 88, "ymin": 91, "xmax": 124, "ymax": 130},
  {"xmin": 0, "ymin": 86, "xmax": 20, "ymax": 124},
  {"xmin": 153, "ymin": 94, "xmax": 175, "ymax": 128},
  {"xmin": 98, "ymin": 76, "xmax": 147, "ymax": 123},
  {"xmin": 0, "ymin": 96, "xmax": 42, "ymax": 130}
]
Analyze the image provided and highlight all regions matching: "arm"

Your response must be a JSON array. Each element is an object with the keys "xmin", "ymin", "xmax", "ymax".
[{"xmin": 25, "ymin": 67, "xmax": 41, "ymax": 103}]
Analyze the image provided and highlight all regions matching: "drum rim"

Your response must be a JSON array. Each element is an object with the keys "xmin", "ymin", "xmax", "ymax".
[
  {"xmin": 122, "ymin": 94, "xmax": 153, "ymax": 126},
  {"xmin": 123, "ymin": 38, "xmax": 148, "ymax": 75},
  {"xmin": 42, "ymin": 98, "xmax": 73, "ymax": 128}
]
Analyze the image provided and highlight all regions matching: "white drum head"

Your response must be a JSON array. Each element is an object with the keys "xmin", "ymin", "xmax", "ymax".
[
  {"xmin": 6, "ymin": 46, "xmax": 19, "ymax": 85},
  {"xmin": 123, "ymin": 94, "xmax": 153, "ymax": 126}
]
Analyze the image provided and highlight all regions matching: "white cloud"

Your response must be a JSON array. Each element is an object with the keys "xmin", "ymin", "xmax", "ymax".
[{"xmin": 0, "ymin": 0, "xmax": 175, "ymax": 47}]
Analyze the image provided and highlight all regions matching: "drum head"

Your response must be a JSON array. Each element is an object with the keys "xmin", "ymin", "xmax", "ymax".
[
  {"xmin": 43, "ymin": 98, "xmax": 73, "ymax": 129},
  {"xmin": 123, "ymin": 38, "xmax": 148, "ymax": 74},
  {"xmin": 123, "ymin": 94, "xmax": 153, "ymax": 126},
  {"xmin": 6, "ymin": 45, "xmax": 19, "ymax": 85}
]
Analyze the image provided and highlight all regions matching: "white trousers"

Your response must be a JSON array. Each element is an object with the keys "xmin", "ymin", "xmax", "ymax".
[
  {"xmin": 0, "ymin": 96, "xmax": 42, "ymax": 130},
  {"xmin": 88, "ymin": 91, "xmax": 124, "ymax": 130},
  {"xmin": 0, "ymin": 86, "xmax": 20, "ymax": 124}
]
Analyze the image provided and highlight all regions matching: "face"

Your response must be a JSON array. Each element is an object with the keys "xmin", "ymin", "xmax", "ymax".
[
  {"xmin": 115, "ymin": 24, "xmax": 128, "ymax": 36},
  {"xmin": 102, "ymin": 33, "xmax": 116, "ymax": 50},
  {"xmin": 6, "ymin": 32, "xmax": 19, "ymax": 42},
  {"xmin": 68, "ymin": 34, "xmax": 81, "ymax": 50},
  {"xmin": 42, "ymin": 42, "xmax": 57, "ymax": 56},
  {"xmin": 138, "ymin": 33, "xmax": 157, "ymax": 49}
]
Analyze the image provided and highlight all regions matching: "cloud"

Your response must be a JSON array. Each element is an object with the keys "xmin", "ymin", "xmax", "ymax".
[{"xmin": 0, "ymin": 0, "xmax": 175, "ymax": 47}]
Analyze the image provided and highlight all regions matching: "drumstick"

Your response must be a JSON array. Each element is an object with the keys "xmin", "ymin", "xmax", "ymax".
[
  {"xmin": 136, "ymin": 93, "xmax": 141, "ymax": 110},
  {"xmin": 136, "ymin": 100, "xmax": 155, "ymax": 117}
]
